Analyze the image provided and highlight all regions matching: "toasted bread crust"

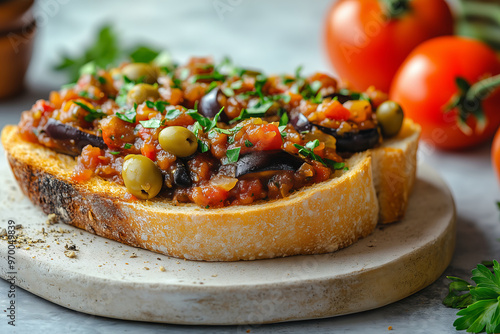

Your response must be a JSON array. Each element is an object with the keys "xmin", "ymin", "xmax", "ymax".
[
  {"xmin": 2, "ymin": 125, "xmax": 388, "ymax": 261},
  {"xmin": 373, "ymin": 119, "xmax": 421, "ymax": 223}
]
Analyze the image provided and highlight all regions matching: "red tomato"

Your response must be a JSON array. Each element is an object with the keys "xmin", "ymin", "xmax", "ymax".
[
  {"xmin": 324, "ymin": 0, "xmax": 453, "ymax": 92},
  {"xmin": 492, "ymin": 128, "xmax": 500, "ymax": 182},
  {"xmin": 390, "ymin": 36, "xmax": 500, "ymax": 150}
]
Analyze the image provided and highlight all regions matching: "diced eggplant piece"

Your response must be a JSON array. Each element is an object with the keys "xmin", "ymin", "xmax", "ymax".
[
  {"xmin": 172, "ymin": 160, "xmax": 192, "ymax": 187},
  {"xmin": 235, "ymin": 150, "xmax": 304, "ymax": 178},
  {"xmin": 43, "ymin": 119, "xmax": 106, "ymax": 156},
  {"xmin": 198, "ymin": 87, "xmax": 228, "ymax": 122},
  {"xmin": 289, "ymin": 111, "xmax": 312, "ymax": 133},
  {"xmin": 322, "ymin": 92, "xmax": 353, "ymax": 104},
  {"xmin": 315, "ymin": 125, "xmax": 380, "ymax": 153},
  {"xmin": 289, "ymin": 111, "xmax": 379, "ymax": 153}
]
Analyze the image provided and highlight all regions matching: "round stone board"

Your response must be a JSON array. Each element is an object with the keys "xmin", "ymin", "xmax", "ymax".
[{"xmin": 0, "ymin": 157, "xmax": 455, "ymax": 325}]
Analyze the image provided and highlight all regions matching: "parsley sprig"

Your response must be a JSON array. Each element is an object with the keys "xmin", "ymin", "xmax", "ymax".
[
  {"xmin": 54, "ymin": 25, "xmax": 162, "ymax": 83},
  {"xmin": 72, "ymin": 101, "xmax": 107, "ymax": 122},
  {"xmin": 444, "ymin": 260, "xmax": 500, "ymax": 333},
  {"xmin": 187, "ymin": 107, "xmax": 224, "ymax": 153},
  {"xmin": 294, "ymin": 140, "xmax": 346, "ymax": 170}
]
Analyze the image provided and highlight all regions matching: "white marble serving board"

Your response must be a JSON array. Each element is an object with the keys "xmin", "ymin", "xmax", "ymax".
[{"xmin": 0, "ymin": 155, "xmax": 455, "ymax": 325}]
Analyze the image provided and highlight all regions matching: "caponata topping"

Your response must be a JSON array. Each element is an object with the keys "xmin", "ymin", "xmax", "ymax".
[{"xmin": 122, "ymin": 155, "xmax": 163, "ymax": 199}]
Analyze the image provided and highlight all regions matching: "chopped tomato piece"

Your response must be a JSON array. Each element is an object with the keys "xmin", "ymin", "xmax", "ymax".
[
  {"xmin": 191, "ymin": 185, "xmax": 229, "ymax": 208},
  {"xmin": 141, "ymin": 143, "xmax": 156, "ymax": 161},
  {"xmin": 247, "ymin": 124, "xmax": 283, "ymax": 151},
  {"xmin": 324, "ymin": 100, "xmax": 350, "ymax": 121}
]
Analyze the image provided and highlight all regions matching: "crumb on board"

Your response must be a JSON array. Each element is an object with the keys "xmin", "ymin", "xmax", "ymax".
[
  {"xmin": 46, "ymin": 213, "xmax": 58, "ymax": 225},
  {"xmin": 159, "ymin": 266, "xmax": 166, "ymax": 272},
  {"xmin": 129, "ymin": 253, "xmax": 138, "ymax": 258},
  {"xmin": 388, "ymin": 326, "xmax": 393, "ymax": 330},
  {"xmin": 144, "ymin": 267, "xmax": 150, "ymax": 270},
  {"xmin": 64, "ymin": 250, "xmax": 76, "ymax": 258}
]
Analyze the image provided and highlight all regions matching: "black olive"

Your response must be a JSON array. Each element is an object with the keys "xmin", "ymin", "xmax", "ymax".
[
  {"xmin": 43, "ymin": 119, "xmax": 107, "ymax": 156},
  {"xmin": 172, "ymin": 160, "xmax": 192, "ymax": 187},
  {"xmin": 235, "ymin": 150, "xmax": 305, "ymax": 178},
  {"xmin": 198, "ymin": 87, "xmax": 228, "ymax": 122}
]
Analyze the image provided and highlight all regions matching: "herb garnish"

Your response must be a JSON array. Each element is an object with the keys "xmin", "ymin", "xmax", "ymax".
[
  {"xmin": 444, "ymin": 260, "xmax": 500, "ymax": 333},
  {"xmin": 225, "ymin": 147, "xmax": 241, "ymax": 164},
  {"xmin": 187, "ymin": 108, "xmax": 225, "ymax": 153},
  {"xmin": 116, "ymin": 103, "xmax": 137, "ymax": 123},
  {"xmin": 124, "ymin": 143, "xmax": 132, "ymax": 149},
  {"xmin": 244, "ymin": 139, "xmax": 254, "ymax": 147},
  {"xmin": 230, "ymin": 101, "xmax": 274, "ymax": 123},
  {"xmin": 139, "ymin": 119, "xmax": 164, "ymax": 129},
  {"xmin": 294, "ymin": 140, "xmax": 346, "ymax": 170},
  {"xmin": 72, "ymin": 101, "xmax": 107, "ymax": 122}
]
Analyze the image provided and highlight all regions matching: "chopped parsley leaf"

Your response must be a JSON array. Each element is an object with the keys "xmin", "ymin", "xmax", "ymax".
[
  {"xmin": 139, "ymin": 119, "xmax": 164, "ymax": 129},
  {"xmin": 244, "ymin": 140, "xmax": 253, "ymax": 147},
  {"xmin": 225, "ymin": 147, "xmax": 241, "ymax": 164},
  {"xmin": 124, "ymin": 143, "xmax": 132, "ymax": 149},
  {"xmin": 230, "ymin": 101, "xmax": 274, "ymax": 123},
  {"xmin": 116, "ymin": 103, "xmax": 137, "ymax": 123},
  {"xmin": 294, "ymin": 140, "xmax": 346, "ymax": 170},
  {"xmin": 72, "ymin": 101, "xmax": 107, "ymax": 122},
  {"xmin": 279, "ymin": 110, "xmax": 289, "ymax": 126}
]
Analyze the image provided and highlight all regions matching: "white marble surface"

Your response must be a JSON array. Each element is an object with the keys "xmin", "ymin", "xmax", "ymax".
[{"xmin": 0, "ymin": 0, "xmax": 499, "ymax": 333}]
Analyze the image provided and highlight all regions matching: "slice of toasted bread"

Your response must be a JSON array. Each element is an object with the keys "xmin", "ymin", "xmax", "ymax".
[{"xmin": 1, "ymin": 119, "xmax": 419, "ymax": 261}]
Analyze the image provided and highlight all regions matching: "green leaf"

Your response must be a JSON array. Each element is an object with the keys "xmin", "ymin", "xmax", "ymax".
[
  {"xmin": 225, "ymin": 147, "xmax": 241, "ymax": 164},
  {"xmin": 222, "ymin": 87, "xmax": 235, "ymax": 97},
  {"xmin": 325, "ymin": 159, "xmax": 347, "ymax": 170},
  {"xmin": 129, "ymin": 46, "xmax": 160, "ymax": 63},
  {"xmin": 164, "ymin": 108, "xmax": 181, "ymax": 120},
  {"xmin": 454, "ymin": 299, "xmax": 500, "ymax": 333},
  {"xmin": 124, "ymin": 143, "xmax": 132, "ymax": 149},
  {"xmin": 139, "ymin": 119, "xmax": 163, "ymax": 129},
  {"xmin": 244, "ymin": 139, "xmax": 253, "ymax": 147},
  {"xmin": 72, "ymin": 101, "xmax": 107, "ymax": 122},
  {"xmin": 449, "ymin": 261, "xmax": 500, "ymax": 333},
  {"xmin": 472, "ymin": 261, "xmax": 500, "ymax": 295},
  {"xmin": 230, "ymin": 101, "xmax": 274, "ymax": 123},
  {"xmin": 205, "ymin": 81, "xmax": 219, "ymax": 93},
  {"xmin": 279, "ymin": 111, "xmax": 289, "ymax": 126},
  {"xmin": 116, "ymin": 104, "xmax": 137, "ymax": 123},
  {"xmin": 187, "ymin": 108, "xmax": 223, "ymax": 132}
]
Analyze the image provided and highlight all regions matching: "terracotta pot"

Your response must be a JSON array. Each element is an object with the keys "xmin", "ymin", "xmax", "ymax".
[{"xmin": 0, "ymin": 0, "xmax": 36, "ymax": 99}]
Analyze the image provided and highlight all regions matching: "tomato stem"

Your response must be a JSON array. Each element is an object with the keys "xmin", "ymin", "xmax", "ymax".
[
  {"xmin": 445, "ymin": 75, "xmax": 500, "ymax": 135},
  {"xmin": 380, "ymin": 0, "xmax": 412, "ymax": 19},
  {"xmin": 466, "ymin": 74, "xmax": 500, "ymax": 104}
]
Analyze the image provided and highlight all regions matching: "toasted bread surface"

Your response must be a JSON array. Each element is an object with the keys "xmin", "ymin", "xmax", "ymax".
[{"xmin": 2, "ymin": 125, "xmax": 385, "ymax": 261}]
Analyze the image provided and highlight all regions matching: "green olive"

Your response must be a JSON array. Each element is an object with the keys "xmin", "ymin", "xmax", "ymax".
[
  {"xmin": 122, "ymin": 155, "xmax": 163, "ymax": 200},
  {"xmin": 376, "ymin": 101, "xmax": 404, "ymax": 138},
  {"xmin": 126, "ymin": 83, "xmax": 160, "ymax": 105},
  {"xmin": 158, "ymin": 126, "xmax": 198, "ymax": 157},
  {"xmin": 122, "ymin": 63, "xmax": 158, "ymax": 84}
]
